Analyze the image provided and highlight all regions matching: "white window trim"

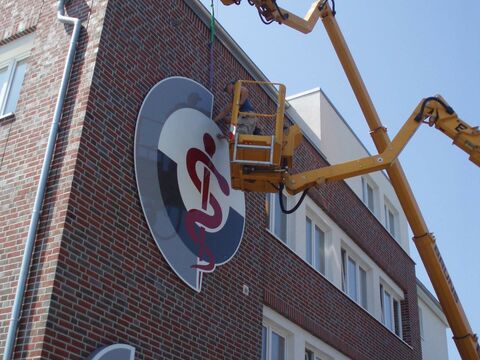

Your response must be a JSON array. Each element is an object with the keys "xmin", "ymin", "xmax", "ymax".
[
  {"xmin": 0, "ymin": 34, "xmax": 34, "ymax": 115},
  {"xmin": 305, "ymin": 211, "xmax": 329, "ymax": 277},
  {"xmin": 267, "ymin": 194, "xmax": 411, "ymax": 346},
  {"xmin": 302, "ymin": 199, "xmax": 332, "ymax": 280},
  {"xmin": 379, "ymin": 280, "xmax": 404, "ymax": 338},
  {"xmin": 262, "ymin": 319, "xmax": 290, "ymax": 360},
  {"xmin": 361, "ymin": 175, "xmax": 378, "ymax": 215},
  {"xmin": 418, "ymin": 305, "xmax": 424, "ymax": 340},
  {"xmin": 264, "ymin": 306, "xmax": 347, "ymax": 360},
  {"xmin": 268, "ymin": 192, "xmax": 289, "ymax": 245},
  {"xmin": 341, "ymin": 246, "xmax": 369, "ymax": 310},
  {"xmin": 305, "ymin": 345, "xmax": 332, "ymax": 360},
  {"xmin": 383, "ymin": 197, "xmax": 398, "ymax": 240}
]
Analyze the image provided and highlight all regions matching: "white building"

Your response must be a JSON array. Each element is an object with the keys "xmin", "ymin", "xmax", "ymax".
[
  {"xmin": 284, "ymin": 87, "xmax": 449, "ymax": 360},
  {"xmin": 417, "ymin": 280, "xmax": 449, "ymax": 360}
]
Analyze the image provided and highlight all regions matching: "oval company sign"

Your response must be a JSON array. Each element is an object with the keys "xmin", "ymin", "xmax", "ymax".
[{"xmin": 134, "ymin": 77, "xmax": 245, "ymax": 292}]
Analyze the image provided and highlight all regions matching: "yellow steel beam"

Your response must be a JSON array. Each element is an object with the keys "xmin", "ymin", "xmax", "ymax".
[{"xmin": 284, "ymin": 104, "xmax": 423, "ymax": 193}]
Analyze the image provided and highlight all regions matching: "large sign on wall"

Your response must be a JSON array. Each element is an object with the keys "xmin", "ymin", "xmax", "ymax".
[{"xmin": 134, "ymin": 77, "xmax": 245, "ymax": 291}]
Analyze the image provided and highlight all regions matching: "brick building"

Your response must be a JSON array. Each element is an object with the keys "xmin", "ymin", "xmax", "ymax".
[{"xmin": 1, "ymin": 0, "xmax": 425, "ymax": 359}]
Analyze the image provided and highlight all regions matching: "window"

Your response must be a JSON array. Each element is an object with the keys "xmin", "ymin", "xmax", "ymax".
[
  {"xmin": 305, "ymin": 348, "xmax": 324, "ymax": 360},
  {"xmin": 418, "ymin": 306, "xmax": 424, "ymax": 340},
  {"xmin": 262, "ymin": 325, "xmax": 286, "ymax": 360},
  {"xmin": 268, "ymin": 193, "xmax": 287, "ymax": 243},
  {"xmin": 0, "ymin": 35, "xmax": 33, "ymax": 116},
  {"xmin": 341, "ymin": 249, "xmax": 368, "ymax": 309},
  {"xmin": 361, "ymin": 177, "xmax": 375, "ymax": 213},
  {"xmin": 305, "ymin": 217, "xmax": 325, "ymax": 275},
  {"xmin": 380, "ymin": 284, "xmax": 402, "ymax": 338},
  {"xmin": 384, "ymin": 201, "xmax": 397, "ymax": 238}
]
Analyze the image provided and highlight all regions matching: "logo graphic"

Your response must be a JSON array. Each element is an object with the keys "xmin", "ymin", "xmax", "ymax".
[{"xmin": 134, "ymin": 77, "xmax": 245, "ymax": 291}]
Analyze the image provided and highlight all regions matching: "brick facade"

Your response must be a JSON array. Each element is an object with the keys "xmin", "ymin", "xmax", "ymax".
[{"xmin": 0, "ymin": 0, "xmax": 421, "ymax": 359}]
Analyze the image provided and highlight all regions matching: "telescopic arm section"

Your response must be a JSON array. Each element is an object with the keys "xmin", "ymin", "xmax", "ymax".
[
  {"xmin": 283, "ymin": 97, "xmax": 479, "ymax": 194},
  {"xmin": 220, "ymin": 0, "xmax": 331, "ymax": 33},
  {"xmin": 419, "ymin": 96, "xmax": 480, "ymax": 166}
]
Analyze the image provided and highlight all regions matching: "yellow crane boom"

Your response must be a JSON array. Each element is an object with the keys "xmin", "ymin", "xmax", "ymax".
[
  {"xmin": 283, "ymin": 96, "xmax": 480, "ymax": 193},
  {"xmin": 221, "ymin": 0, "xmax": 480, "ymax": 358}
]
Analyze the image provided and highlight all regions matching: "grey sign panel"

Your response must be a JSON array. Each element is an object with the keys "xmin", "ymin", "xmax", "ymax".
[{"xmin": 134, "ymin": 77, "xmax": 245, "ymax": 291}]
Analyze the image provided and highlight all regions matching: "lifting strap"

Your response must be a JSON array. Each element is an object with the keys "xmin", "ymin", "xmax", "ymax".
[{"xmin": 209, "ymin": 0, "xmax": 215, "ymax": 90}]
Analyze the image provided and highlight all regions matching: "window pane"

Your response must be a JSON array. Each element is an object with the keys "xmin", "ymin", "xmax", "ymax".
[
  {"xmin": 419, "ymin": 306, "xmax": 424, "ymax": 339},
  {"xmin": 367, "ymin": 184, "xmax": 374, "ymax": 212},
  {"xmin": 306, "ymin": 218, "xmax": 312, "ymax": 265},
  {"xmin": 273, "ymin": 194, "xmax": 287, "ymax": 242},
  {"xmin": 384, "ymin": 291, "xmax": 393, "ymax": 330},
  {"xmin": 347, "ymin": 257, "xmax": 357, "ymax": 301},
  {"xmin": 315, "ymin": 225, "xmax": 325, "ymax": 274},
  {"xmin": 341, "ymin": 249, "xmax": 347, "ymax": 292},
  {"xmin": 380, "ymin": 285, "xmax": 385, "ymax": 323},
  {"xmin": 393, "ymin": 299, "xmax": 401, "ymax": 336},
  {"xmin": 4, "ymin": 59, "xmax": 28, "ymax": 114},
  {"xmin": 305, "ymin": 349, "xmax": 313, "ymax": 360},
  {"xmin": 361, "ymin": 177, "xmax": 366, "ymax": 203},
  {"xmin": 388, "ymin": 210, "xmax": 395, "ymax": 236},
  {"xmin": 261, "ymin": 326, "xmax": 267, "ymax": 360},
  {"xmin": 273, "ymin": 194, "xmax": 280, "ymax": 235},
  {"xmin": 271, "ymin": 331, "xmax": 285, "ymax": 360},
  {"xmin": 273, "ymin": 195, "xmax": 280, "ymax": 239},
  {"xmin": 359, "ymin": 267, "xmax": 367, "ymax": 309},
  {"xmin": 0, "ymin": 66, "xmax": 9, "ymax": 111},
  {"xmin": 280, "ymin": 195, "xmax": 287, "ymax": 241}
]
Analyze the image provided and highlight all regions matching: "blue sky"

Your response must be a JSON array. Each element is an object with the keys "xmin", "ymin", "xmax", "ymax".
[{"xmin": 199, "ymin": 0, "xmax": 480, "ymax": 358}]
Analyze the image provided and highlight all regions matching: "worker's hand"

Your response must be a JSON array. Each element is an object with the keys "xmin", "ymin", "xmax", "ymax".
[{"xmin": 214, "ymin": 115, "xmax": 228, "ymax": 124}]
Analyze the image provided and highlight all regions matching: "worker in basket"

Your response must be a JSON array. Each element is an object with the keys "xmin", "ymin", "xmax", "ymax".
[{"xmin": 214, "ymin": 80, "xmax": 259, "ymax": 138}]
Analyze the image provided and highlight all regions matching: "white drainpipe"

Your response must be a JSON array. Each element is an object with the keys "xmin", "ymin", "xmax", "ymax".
[{"xmin": 3, "ymin": 1, "xmax": 81, "ymax": 359}]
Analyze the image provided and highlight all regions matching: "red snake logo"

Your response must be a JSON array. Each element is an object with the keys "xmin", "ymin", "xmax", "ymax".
[{"xmin": 185, "ymin": 133, "xmax": 230, "ymax": 271}]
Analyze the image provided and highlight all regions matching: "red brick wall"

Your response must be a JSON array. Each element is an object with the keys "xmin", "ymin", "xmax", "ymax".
[
  {"xmin": 0, "ymin": 0, "xmax": 108, "ymax": 358},
  {"xmin": 0, "ymin": 0, "xmax": 421, "ymax": 359},
  {"xmin": 0, "ymin": 1, "xmax": 41, "ymax": 44}
]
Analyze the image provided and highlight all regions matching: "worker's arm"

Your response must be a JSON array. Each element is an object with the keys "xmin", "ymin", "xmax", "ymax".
[
  {"xmin": 214, "ymin": 103, "xmax": 231, "ymax": 123},
  {"xmin": 214, "ymin": 86, "xmax": 249, "ymax": 123}
]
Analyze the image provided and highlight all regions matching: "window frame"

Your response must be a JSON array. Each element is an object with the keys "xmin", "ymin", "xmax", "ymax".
[
  {"xmin": 262, "ymin": 322, "xmax": 288, "ymax": 360},
  {"xmin": 305, "ymin": 216, "xmax": 326, "ymax": 275},
  {"xmin": 304, "ymin": 347, "xmax": 325, "ymax": 360},
  {"xmin": 383, "ymin": 198, "xmax": 398, "ymax": 239},
  {"xmin": 0, "ymin": 34, "xmax": 34, "ymax": 117},
  {"xmin": 379, "ymin": 282, "xmax": 403, "ymax": 338},
  {"xmin": 361, "ymin": 176, "xmax": 376, "ymax": 214},
  {"xmin": 418, "ymin": 305, "xmax": 424, "ymax": 340},
  {"xmin": 341, "ymin": 248, "xmax": 368, "ymax": 310},
  {"xmin": 268, "ymin": 192, "xmax": 288, "ymax": 244}
]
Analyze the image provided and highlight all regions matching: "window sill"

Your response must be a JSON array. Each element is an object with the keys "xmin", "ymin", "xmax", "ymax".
[
  {"xmin": 381, "ymin": 322, "xmax": 407, "ymax": 344},
  {"xmin": 0, "ymin": 112, "xmax": 15, "ymax": 123},
  {"xmin": 265, "ymin": 228, "xmax": 288, "ymax": 247}
]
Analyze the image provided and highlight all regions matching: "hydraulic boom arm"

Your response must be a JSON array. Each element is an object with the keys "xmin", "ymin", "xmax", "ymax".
[
  {"xmin": 283, "ymin": 96, "xmax": 480, "ymax": 194},
  {"xmin": 221, "ymin": 0, "xmax": 480, "ymax": 358}
]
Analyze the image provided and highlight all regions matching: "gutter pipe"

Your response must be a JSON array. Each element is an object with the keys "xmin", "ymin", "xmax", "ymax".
[{"xmin": 3, "ymin": 2, "xmax": 81, "ymax": 359}]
